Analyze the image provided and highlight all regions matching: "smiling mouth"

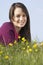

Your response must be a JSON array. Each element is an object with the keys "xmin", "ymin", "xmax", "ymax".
[
  {"xmin": 20, "ymin": 22, "xmax": 24, "ymax": 24},
  {"xmin": 20, "ymin": 23, "xmax": 24, "ymax": 25}
]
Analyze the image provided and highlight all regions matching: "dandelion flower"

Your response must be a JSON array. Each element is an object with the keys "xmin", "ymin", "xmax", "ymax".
[
  {"xmin": 27, "ymin": 46, "xmax": 30, "ymax": 49},
  {"xmin": 9, "ymin": 43, "xmax": 13, "ymax": 46},
  {"xmin": 18, "ymin": 36, "xmax": 21, "ymax": 39},
  {"xmin": 28, "ymin": 48, "xmax": 32, "ymax": 52},
  {"xmin": 0, "ymin": 51, "xmax": 3, "ymax": 54},
  {"xmin": 22, "ymin": 47, "xmax": 25, "ymax": 50},
  {"xmin": 26, "ymin": 49, "xmax": 29, "ymax": 53},
  {"xmin": 14, "ymin": 40, "xmax": 17, "ymax": 44},
  {"xmin": 22, "ymin": 37, "xmax": 26, "ymax": 42},
  {"xmin": 4, "ymin": 55, "xmax": 9, "ymax": 59},
  {"xmin": 35, "ymin": 49, "xmax": 38, "ymax": 52},
  {"xmin": 33, "ymin": 44, "xmax": 38, "ymax": 48},
  {"xmin": 40, "ymin": 42, "xmax": 43, "ymax": 46}
]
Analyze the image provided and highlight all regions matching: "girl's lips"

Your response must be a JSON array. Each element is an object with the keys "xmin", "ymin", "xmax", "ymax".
[
  {"xmin": 21, "ymin": 23, "xmax": 24, "ymax": 25},
  {"xmin": 20, "ymin": 22, "xmax": 24, "ymax": 24}
]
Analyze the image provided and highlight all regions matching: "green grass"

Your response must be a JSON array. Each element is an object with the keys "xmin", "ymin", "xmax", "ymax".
[{"xmin": 0, "ymin": 39, "xmax": 43, "ymax": 65}]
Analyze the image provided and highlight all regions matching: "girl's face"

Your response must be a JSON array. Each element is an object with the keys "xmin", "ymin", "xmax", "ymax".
[{"xmin": 12, "ymin": 7, "xmax": 27, "ymax": 28}]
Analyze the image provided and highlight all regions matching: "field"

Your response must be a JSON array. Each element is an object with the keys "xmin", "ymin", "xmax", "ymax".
[{"xmin": 0, "ymin": 37, "xmax": 43, "ymax": 65}]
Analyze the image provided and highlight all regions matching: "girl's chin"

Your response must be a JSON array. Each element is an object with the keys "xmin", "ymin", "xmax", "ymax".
[
  {"xmin": 16, "ymin": 24, "xmax": 26, "ymax": 28},
  {"xmin": 19, "ymin": 25, "xmax": 25, "ymax": 27}
]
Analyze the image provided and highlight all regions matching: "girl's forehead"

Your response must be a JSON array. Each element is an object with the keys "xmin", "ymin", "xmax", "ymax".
[{"xmin": 14, "ymin": 7, "xmax": 26, "ymax": 14}]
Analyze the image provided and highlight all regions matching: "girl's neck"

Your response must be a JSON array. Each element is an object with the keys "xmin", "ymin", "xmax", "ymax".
[{"xmin": 14, "ymin": 26, "xmax": 21, "ymax": 34}]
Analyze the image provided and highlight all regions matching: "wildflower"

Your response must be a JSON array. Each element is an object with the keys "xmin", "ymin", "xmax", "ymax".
[
  {"xmin": 0, "ymin": 51, "xmax": 3, "ymax": 54},
  {"xmin": 35, "ymin": 49, "xmax": 38, "ymax": 52},
  {"xmin": 27, "ymin": 45, "xmax": 30, "ymax": 49},
  {"xmin": 26, "ymin": 49, "xmax": 29, "ymax": 53},
  {"xmin": 33, "ymin": 44, "xmax": 38, "ymax": 48},
  {"xmin": 4, "ymin": 55, "xmax": 9, "ymax": 59},
  {"xmin": 22, "ymin": 47, "xmax": 25, "ymax": 50},
  {"xmin": 33, "ymin": 40, "xmax": 36, "ymax": 43},
  {"xmin": 9, "ymin": 43, "xmax": 13, "ymax": 46},
  {"xmin": 40, "ymin": 42, "xmax": 43, "ymax": 46},
  {"xmin": 22, "ymin": 37, "xmax": 26, "ymax": 42},
  {"xmin": 18, "ymin": 36, "xmax": 21, "ymax": 39},
  {"xmin": 28, "ymin": 48, "xmax": 32, "ymax": 52},
  {"xmin": 26, "ymin": 50, "xmax": 29, "ymax": 53},
  {"xmin": 14, "ymin": 40, "xmax": 17, "ymax": 44}
]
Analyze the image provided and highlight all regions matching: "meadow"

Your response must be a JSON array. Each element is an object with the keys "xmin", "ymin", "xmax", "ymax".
[{"xmin": 0, "ymin": 37, "xmax": 43, "ymax": 65}]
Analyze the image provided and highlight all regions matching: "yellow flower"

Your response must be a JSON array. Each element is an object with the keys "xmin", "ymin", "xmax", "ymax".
[
  {"xmin": 18, "ymin": 36, "xmax": 21, "ymax": 39},
  {"xmin": 35, "ymin": 49, "xmax": 38, "ymax": 52},
  {"xmin": 14, "ymin": 40, "xmax": 17, "ymax": 44},
  {"xmin": 40, "ymin": 42, "xmax": 43, "ymax": 46},
  {"xmin": 33, "ymin": 44, "xmax": 38, "ymax": 48},
  {"xmin": 0, "ymin": 51, "xmax": 3, "ymax": 54},
  {"xmin": 22, "ymin": 37, "xmax": 26, "ymax": 42},
  {"xmin": 28, "ymin": 48, "xmax": 32, "ymax": 52},
  {"xmin": 22, "ymin": 47, "xmax": 25, "ymax": 50},
  {"xmin": 26, "ymin": 49, "xmax": 29, "ymax": 53},
  {"xmin": 33, "ymin": 40, "xmax": 36, "ymax": 43},
  {"xmin": 9, "ymin": 43, "xmax": 13, "ymax": 46},
  {"xmin": 27, "ymin": 45, "xmax": 30, "ymax": 49},
  {"xmin": 4, "ymin": 55, "xmax": 9, "ymax": 59}
]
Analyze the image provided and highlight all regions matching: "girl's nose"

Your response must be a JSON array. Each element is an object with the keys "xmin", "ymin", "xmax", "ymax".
[{"xmin": 20, "ymin": 16, "xmax": 23, "ymax": 21}]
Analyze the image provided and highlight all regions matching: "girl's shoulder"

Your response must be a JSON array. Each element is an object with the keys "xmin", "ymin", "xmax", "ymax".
[
  {"xmin": 1, "ymin": 22, "xmax": 11, "ymax": 28},
  {"xmin": 0, "ymin": 22, "xmax": 13, "ymax": 33}
]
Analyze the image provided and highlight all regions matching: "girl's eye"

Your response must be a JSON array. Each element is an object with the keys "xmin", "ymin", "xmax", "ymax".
[
  {"xmin": 23, "ymin": 14, "xmax": 26, "ymax": 17},
  {"xmin": 16, "ymin": 15, "xmax": 20, "ymax": 17}
]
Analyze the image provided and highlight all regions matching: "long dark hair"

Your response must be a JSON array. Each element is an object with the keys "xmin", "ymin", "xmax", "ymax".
[{"xmin": 9, "ymin": 2, "xmax": 31, "ymax": 42}]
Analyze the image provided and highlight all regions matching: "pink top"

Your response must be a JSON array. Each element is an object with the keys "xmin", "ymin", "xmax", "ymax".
[{"xmin": 0, "ymin": 22, "xmax": 19, "ymax": 45}]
